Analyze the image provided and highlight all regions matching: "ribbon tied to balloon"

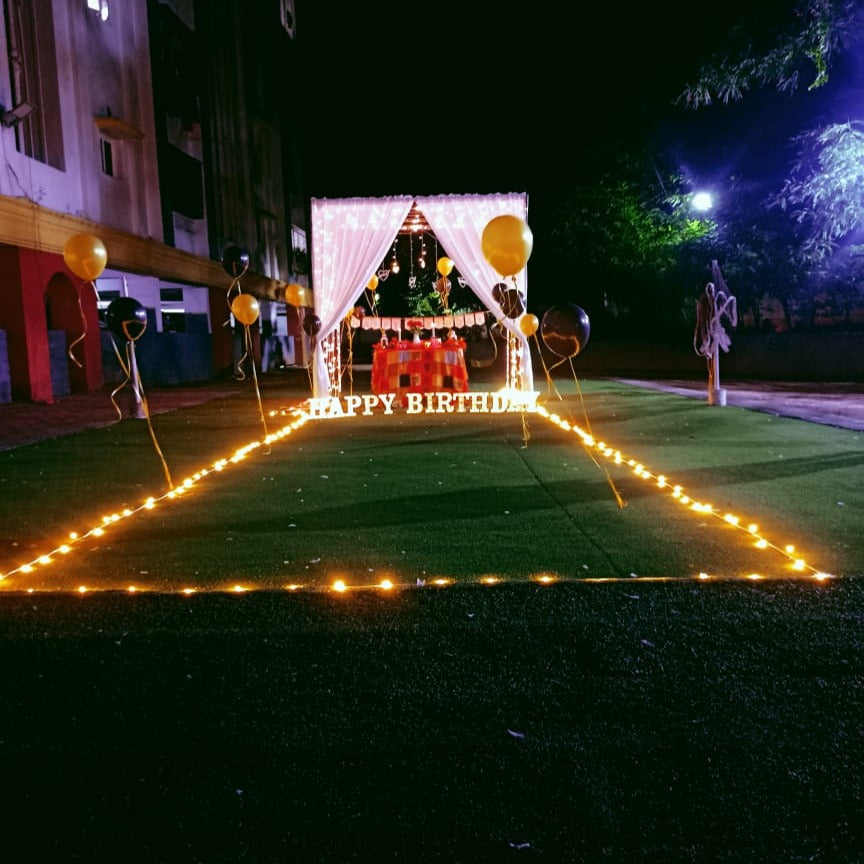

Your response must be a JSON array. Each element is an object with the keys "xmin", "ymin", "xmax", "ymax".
[
  {"xmin": 222, "ymin": 245, "xmax": 271, "ymax": 444},
  {"xmin": 104, "ymin": 296, "xmax": 174, "ymax": 491},
  {"xmin": 435, "ymin": 257, "xmax": 454, "ymax": 311},
  {"xmin": 537, "ymin": 302, "xmax": 623, "ymax": 507},
  {"xmin": 63, "ymin": 233, "xmax": 108, "ymax": 368}
]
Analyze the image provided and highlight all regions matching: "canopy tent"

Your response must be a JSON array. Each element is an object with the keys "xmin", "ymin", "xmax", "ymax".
[{"xmin": 309, "ymin": 192, "xmax": 533, "ymax": 398}]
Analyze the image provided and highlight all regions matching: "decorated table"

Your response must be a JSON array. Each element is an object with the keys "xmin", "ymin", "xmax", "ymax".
[{"xmin": 371, "ymin": 337, "xmax": 469, "ymax": 402}]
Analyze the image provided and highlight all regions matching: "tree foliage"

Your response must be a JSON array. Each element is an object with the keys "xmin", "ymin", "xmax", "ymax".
[
  {"xmin": 769, "ymin": 121, "xmax": 864, "ymax": 262},
  {"xmin": 675, "ymin": 0, "xmax": 864, "ymax": 325},
  {"xmin": 545, "ymin": 151, "xmax": 715, "ymax": 335},
  {"xmin": 677, "ymin": 0, "xmax": 860, "ymax": 108}
]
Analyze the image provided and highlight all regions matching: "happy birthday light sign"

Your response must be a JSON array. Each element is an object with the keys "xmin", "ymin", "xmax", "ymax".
[{"xmin": 305, "ymin": 390, "xmax": 540, "ymax": 419}]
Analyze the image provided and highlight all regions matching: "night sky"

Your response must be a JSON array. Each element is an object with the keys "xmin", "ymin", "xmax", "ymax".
[
  {"xmin": 294, "ymin": 1, "xmax": 846, "ymax": 200},
  {"xmin": 294, "ymin": 1, "xmax": 862, "ymax": 311}
]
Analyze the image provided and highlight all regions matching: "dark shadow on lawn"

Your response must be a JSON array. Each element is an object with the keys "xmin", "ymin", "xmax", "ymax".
[{"xmin": 650, "ymin": 449, "xmax": 864, "ymax": 490}]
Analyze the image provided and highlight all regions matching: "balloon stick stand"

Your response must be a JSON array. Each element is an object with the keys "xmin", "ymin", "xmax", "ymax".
[
  {"xmin": 128, "ymin": 343, "xmax": 146, "ymax": 419},
  {"xmin": 707, "ymin": 387, "xmax": 727, "ymax": 407}
]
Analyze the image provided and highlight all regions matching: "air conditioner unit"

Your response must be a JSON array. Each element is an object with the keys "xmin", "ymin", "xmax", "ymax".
[{"xmin": 280, "ymin": 0, "xmax": 295, "ymax": 38}]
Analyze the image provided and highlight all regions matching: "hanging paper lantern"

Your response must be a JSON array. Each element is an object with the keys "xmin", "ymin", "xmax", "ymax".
[
  {"xmin": 231, "ymin": 293, "xmax": 260, "ymax": 325},
  {"xmin": 63, "ymin": 233, "xmax": 108, "ymax": 281}
]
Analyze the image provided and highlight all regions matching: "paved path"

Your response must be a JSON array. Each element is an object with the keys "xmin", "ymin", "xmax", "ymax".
[{"xmin": 615, "ymin": 379, "xmax": 864, "ymax": 432}]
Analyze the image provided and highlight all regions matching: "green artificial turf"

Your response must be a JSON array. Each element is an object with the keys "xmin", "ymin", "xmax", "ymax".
[
  {"xmin": 1, "ymin": 377, "xmax": 861, "ymax": 591},
  {"xmin": 1, "ymin": 377, "xmax": 863, "ymax": 862}
]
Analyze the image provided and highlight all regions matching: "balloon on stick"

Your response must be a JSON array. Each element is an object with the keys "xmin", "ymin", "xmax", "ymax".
[
  {"xmin": 518, "ymin": 313, "xmax": 539, "ymax": 336},
  {"xmin": 540, "ymin": 304, "xmax": 591, "ymax": 358},
  {"xmin": 367, "ymin": 274, "xmax": 379, "ymax": 292},
  {"xmin": 491, "ymin": 282, "xmax": 508, "ymax": 304},
  {"xmin": 284, "ymin": 283, "xmax": 306, "ymax": 306},
  {"xmin": 221, "ymin": 245, "xmax": 250, "ymax": 278},
  {"xmin": 498, "ymin": 287, "xmax": 525, "ymax": 319},
  {"xmin": 303, "ymin": 313, "xmax": 322, "ymax": 336},
  {"xmin": 231, "ymin": 293, "xmax": 260, "ymax": 325},
  {"xmin": 437, "ymin": 256, "xmax": 454, "ymax": 276},
  {"xmin": 481, "ymin": 215, "xmax": 533, "ymax": 277},
  {"xmin": 64, "ymin": 233, "xmax": 107, "ymax": 281},
  {"xmin": 106, "ymin": 297, "xmax": 148, "ymax": 342}
]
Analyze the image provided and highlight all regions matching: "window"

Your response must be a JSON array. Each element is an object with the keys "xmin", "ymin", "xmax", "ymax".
[
  {"xmin": 3, "ymin": 0, "xmax": 65, "ymax": 168},
  {"xmin": 161, "ymin": 310, "xmax": 186, "ymax": 332},
  {"xmin": 86, "ymin": 0, "xmax": 110, "ymax": 22},
  {"xmin": 95, "ymin": 288, "xmax": 121, "ymax": 325},
  {"xmin": 100, "ymin": 139, "xmax": 113, "ymax": 176}
]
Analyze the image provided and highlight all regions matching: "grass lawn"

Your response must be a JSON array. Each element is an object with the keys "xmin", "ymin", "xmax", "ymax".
[{"xmin": 0, "ymin": 376, "xmax": 862, "ymax": 861}]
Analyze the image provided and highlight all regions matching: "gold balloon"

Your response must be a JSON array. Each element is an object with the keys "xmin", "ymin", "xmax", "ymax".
[
  {"xmin": 63, "ymin": 233, "xmax": 108, "ymax": 281},
  {"xmin": 519, "ymin": 313, "xmax": 539, "ymax": 336},
  {"xmin": 437, "ymin": 256, "xmax": 454, "ymax": 276},
  {"xmin": 481, "ymin": 215, "xmax": 533, "ymax": 277},
  {"xmin": 367, "ymin": 274, "xmax": 379, "ymax": 292},
  {"xmin": 231, "ymin": 293, "xmax": 260, "ymax": 325},
  {"xmin": 284, "ymin": 282, "xmax": 306, "ymax": 306}
]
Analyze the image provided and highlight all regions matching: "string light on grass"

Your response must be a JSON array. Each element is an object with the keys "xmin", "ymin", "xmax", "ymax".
[
  {"xmin": 1, "ymin": 390, "xmax": 838, "ymax": 592},
  {"xmin": 0, "ymin": 406, "xmax": 311, "ymax": 588},
  {"xmin": 533, "ymin": 403, "xmax": 832, "ymax": 581}
]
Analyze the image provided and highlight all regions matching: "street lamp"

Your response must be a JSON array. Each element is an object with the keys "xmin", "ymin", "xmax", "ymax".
[{"xmin": 692, "ymin": 190, "xmax": 713, "ymax": 212}]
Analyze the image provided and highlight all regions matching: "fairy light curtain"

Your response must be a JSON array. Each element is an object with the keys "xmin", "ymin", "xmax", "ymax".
[
  {"xmin": 414, "ymin": 193, "xmax": 533, "ymax": 389},
  {"xmin": 311, "ymin": 196, "xmax": 414, "ymax": 397},
  {"xmin": 310, "ymin": 193, "xmax": 533, "ymax": 397}
]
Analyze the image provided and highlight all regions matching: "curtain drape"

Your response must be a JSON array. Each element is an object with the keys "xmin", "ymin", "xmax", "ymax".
[
  {"xmin": 309, "ymin": 192, "xmax": 533, "ymax": 397},
  {"xmin": 414, "ymin": 192, "xmax": 533, "ymax": 388},
  {"xmin": 310, "ymin": 195, "xmax": 413, "ymax": 396}
]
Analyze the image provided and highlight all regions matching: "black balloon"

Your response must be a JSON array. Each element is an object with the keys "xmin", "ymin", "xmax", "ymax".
[
  {"xmin": 540, "ymin": 304, "xmax": 591, "ymax": 358},
  {"xmin": 221, "ymin": 245, "xmax": 250, "ymax": 278},
  {"xmin": 498, "ymin": 287, "xmax": 525, "ymax": 319},
  {"xmin": 302, "ymin": 313, "xmax": 322, "ymax": 336},
  {"xmin": 105, "ymin": 297, "xmax": 148, "ymax": 342},
  {"xmin": 491, "ymin": 282, "xmax": 508, "ymax": 304}
]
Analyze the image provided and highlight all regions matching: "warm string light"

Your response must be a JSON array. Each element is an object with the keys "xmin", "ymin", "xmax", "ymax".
[
  {"xmin": 11, "ymin": 570, "xmax": 833, "ymax": 597},
  {"xmin": 532, "ymin": 405, "xmax": 833, "ymax": 581},
  {"xmin": 2, "ymin": 393, "xmax": 835, "ymax": 593},
  {"xmin": 0, "ymin": 408, "xmax": 312, "ymax": 586}
]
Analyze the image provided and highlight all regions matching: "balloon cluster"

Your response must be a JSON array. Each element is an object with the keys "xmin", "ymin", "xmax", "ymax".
[{"xmin": 479, "ymin": 216, "xmax": 591, "ymax": 359}]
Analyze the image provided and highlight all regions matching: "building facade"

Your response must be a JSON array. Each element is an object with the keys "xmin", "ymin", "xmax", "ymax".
[{"xmin": 0, "ymin": 0, "xmax": 309, "ymax": 404}]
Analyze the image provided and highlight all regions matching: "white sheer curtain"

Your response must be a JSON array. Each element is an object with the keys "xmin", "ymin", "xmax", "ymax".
[
  {"xmin": 414, "ymin": 193, "xmax": 534, "ymax": 388},
  {"xmin": 310, "ymin": 196, "xmax": 413, "ymax": 396}
]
